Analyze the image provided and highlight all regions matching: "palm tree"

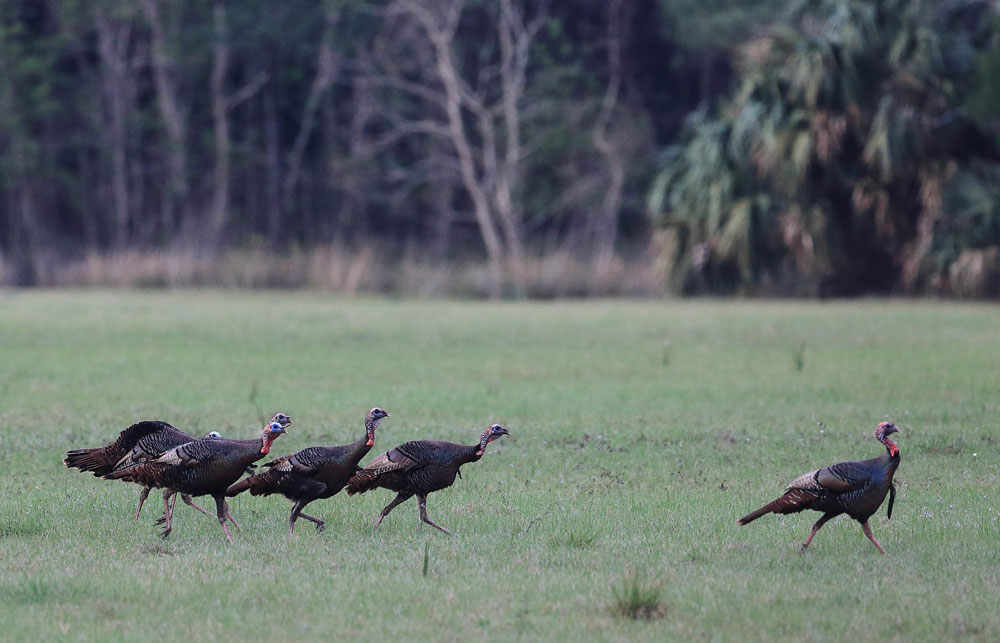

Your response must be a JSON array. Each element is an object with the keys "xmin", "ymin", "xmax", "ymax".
[{"xmin": 649, "ymin": 0, "xmax": 1000, "ymax": 296}]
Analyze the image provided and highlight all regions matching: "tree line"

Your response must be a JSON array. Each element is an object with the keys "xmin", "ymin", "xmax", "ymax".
[{"xmin": 1, "ymin": 0, "xmax": 998, "ymax": 296}]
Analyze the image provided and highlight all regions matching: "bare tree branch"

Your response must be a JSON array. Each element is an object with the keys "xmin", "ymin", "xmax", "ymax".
[{"xmin": 226, "ymin": 70, "xmax": 270, "ymax": 111}]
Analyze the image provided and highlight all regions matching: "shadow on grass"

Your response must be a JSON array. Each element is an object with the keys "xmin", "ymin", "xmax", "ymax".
[{"xmin": 0, "ymin": 517, "xmax": 49, "ymax": 539}]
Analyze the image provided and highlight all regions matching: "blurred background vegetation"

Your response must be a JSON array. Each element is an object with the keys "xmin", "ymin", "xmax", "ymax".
[{"xmin": 1, "ymin": 0, "xmax": 999, "ymax": 297}]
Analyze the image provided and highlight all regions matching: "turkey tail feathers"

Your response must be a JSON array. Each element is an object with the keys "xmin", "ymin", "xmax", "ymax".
[
  {"xmin": 738, "ymin": 488, "xmax": 819, "ymax": 525},
  {"xmin": 226, "ymin": 478, "xmax": 252, "ymax": 497},
  {"xmin": 345, "ymin": 470, "xmax": 377, "ymax": 496},
  {"xmin": 64, "ymin": 449, "xmax": 112, "ymax": 476},
  {"xmin": 225, "ymin": 470, "xmax": 281, "ymax": 497},
  {"xmin": 738, "ymin": 502, "xmax": 776, "ymax": 526},
  {"xmin": 103, "ymin": 467, "xmax": 137, "ymax": 482}
]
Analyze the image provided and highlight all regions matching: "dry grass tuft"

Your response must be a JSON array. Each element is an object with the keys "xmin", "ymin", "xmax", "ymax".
[{"xmin": 6, "ymin": 244, "xmax": 661, "ymax": 298}]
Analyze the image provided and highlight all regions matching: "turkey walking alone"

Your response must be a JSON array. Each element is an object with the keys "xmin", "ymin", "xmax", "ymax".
[
  {"xmin": 738, "ymin": 422, "xmax": 901, "ymax": 553},
  {"xmin": 104, "ymin": 413, "xmax": 292, "ymax": 542},
  {"xmin": 346, "ymin": 424, "xmax": 509, "ymax": 534},
  {"xmin": 226, "ymin": 407, "xmax": 390, "ymax": 535},
  {"xmin": 65, "ymin": 420, "xmax": 227, "ymax": 519}
]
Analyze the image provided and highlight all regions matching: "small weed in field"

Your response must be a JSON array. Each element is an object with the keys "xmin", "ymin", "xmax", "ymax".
[
  {"xmin": 0, "ymin": 516, "xmax": 47, "ymax": 538},
  {"xmin": 611, "ymin": 570, "xmax": 665, "ymax": 621},
  {"xmin": 8, "ymin": 578, "xmax": 52, "ymax": 605},
  {"xmin": 552, "ymin": 527, "xmax": 599, "ymax": 549},
  {"xmin": 422, "ymin": 541, "xmax": 431, "ymax": 576},
  {"xmin": 791, "ymin": 342, "xmax": 806, "ymax": 372},
  {"xmin": 140, "ymin": 542, "xmax": 176, "ymax": 556}
]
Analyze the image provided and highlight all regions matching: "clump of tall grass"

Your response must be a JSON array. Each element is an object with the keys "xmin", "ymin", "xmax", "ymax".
[
  {"xmin": 551, "ymin": 527, "xmax": 600, "ymax": 549},
  {"xmin": 791, "ymin": 342, "xmax": 806, "ymax": 372},
  {"xmin": 611, "ymin": 569, "xmax": 665, "ymax": 621}
]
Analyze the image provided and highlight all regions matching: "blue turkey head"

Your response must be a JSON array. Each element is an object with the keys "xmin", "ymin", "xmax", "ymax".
[
  {"xmin": 366, "ymin": 407, "xmax": 390, "ymax": 446},
  {"xmin": 476, "ymin": 424, "xmax": 509, "ymax": 455},
  {"xmin": 260, "ymin": 412, "xmax": 292, "ymax": 454}
]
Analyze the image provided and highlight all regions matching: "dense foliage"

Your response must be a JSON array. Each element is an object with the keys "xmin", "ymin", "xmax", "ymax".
[
  {"xmin": 1, "ymin": 0, "xmax": 998, "ymax": 295},
  {"xmin": 648, "ymin": 0, "xmax": 1000, "ymax": 296}
]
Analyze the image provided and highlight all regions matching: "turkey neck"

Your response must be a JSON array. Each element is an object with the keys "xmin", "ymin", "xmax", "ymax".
[
  {"xmin": 345, "ymin": 415, "xmax": 384, "ymax": 463},
  {"xmin": 878, "ymin": 441, "xmax": 901, "ymax": 484},
  {"xmin": 457, "ymin": 443, "xmax": 484, "ymax": 465},
  {"xmin": 216, "ymin": 437, "xmax": 277, "ymax": 464},
  {"xmin": 881, "ymin": 436, "xmax": 901, "ymax": 466},
  {"xmin": 343, "ymin": 423, "xmax": 372, "ymax": 462}
]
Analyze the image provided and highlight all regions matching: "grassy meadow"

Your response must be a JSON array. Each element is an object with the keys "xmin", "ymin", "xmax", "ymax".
[{"xmin": 1, "ymin": 291, "xmax": 998, "ymax": 641}]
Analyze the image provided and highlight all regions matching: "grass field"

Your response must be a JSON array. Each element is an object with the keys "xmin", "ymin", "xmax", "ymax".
[{"xmin": 1, "ymin": 291, "xmax": 998, "ymax": 641}]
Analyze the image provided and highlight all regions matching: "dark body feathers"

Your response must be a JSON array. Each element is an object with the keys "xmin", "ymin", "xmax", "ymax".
[
  {"xmin": 347, "ymin": 440, "xmax": 480, "ymax": 497},
  {"xmin": 227, "ymin": 408, "xmax": 388, "ymax": 534},
  {"xmin": 227, "ymin": 443, "xmax": 369, "ymax": 534},
  {"xmin": 738, "ymin": 452, "xmax": 900, "ymax": 526},
  {"xmin": 228, "ymin": 445, "xmax": 366, "ymax": 498},
  {"xmin": 64, "ymin": 421, "xmax": 190, "ymax": 477},
  {"xmin": 108, "ymin": 436, "xmax": 273, "ymax": 497},
  {"xmin": 347, "ymin": 424, "xmax": 508, "ymax": 535},
  {"xmin": 738, "ymin": 424, "xmax": 901, "ymax": 553},
  {"xmin": 103, "ymin": 415, "xmax": 290, "ymax": 542},
  {"xmin": 65, "ymin": 421, "xmax": 224, "ymax": 519}
]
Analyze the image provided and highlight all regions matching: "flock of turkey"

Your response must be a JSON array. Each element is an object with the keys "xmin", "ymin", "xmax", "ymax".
[
  {"xmin": 65, "ymin": 410, "xmax": 901, "ymax": 553},
  {"xmin": 65, "ymin": 408, "xmax": 508, "ymax": 542}
]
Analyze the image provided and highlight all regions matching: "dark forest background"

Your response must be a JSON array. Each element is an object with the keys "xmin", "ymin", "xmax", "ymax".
[{"xmin": 2, "ymin": 0, "xmax": 1000, "ymax": 297}]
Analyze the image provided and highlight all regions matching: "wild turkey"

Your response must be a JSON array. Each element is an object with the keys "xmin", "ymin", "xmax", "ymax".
[
  {"xmin": 65, "ymin": 421, "xmax": 229, "ymax": 519},
  {"xmin": 104, "ymin": 413, "xmax": 292, "ymax": 542},
  {"xmin": 346, "ymin": 424, "xmax": 509, "ymax": 534},
  {"xmin": 738, "ymin": 422, "xmax": 901, "ymax": 553},
  {"xmin": 227, "ymin": 407, "xmax": 390, "ymax": 535}
]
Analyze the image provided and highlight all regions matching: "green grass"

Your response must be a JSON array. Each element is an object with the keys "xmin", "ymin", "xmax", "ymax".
[{"xmin": 1, "ymin": 291, "xmax": 998, "ymax": 641}]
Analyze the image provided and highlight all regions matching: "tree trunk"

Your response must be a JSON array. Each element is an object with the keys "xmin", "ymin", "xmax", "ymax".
[
  {"xmin": 590, "ymin": 0, "xmax": 626, "ymax": 292},
  {"xmin": 496, "ymin": 0, "xmax": 528, "ymax": 296},
  {"xmin": 209, "ymin": 0, "xmax": 230, "ymax": 239},
  {"xmin": 264, "ymin": 87, "xmax": 282, "ymax": 242},
  {"xmin": 139, "ymin": 0, "xmax": 188, "ymax": 236},
  {"xmin": 95, "ymin": 10, "xmax": 133, "ymax": 249},
  {"xmin": 283, "ymin": 7, "xmax": 339, "ymax": 217},
  {"xmin": 422, "ymin": 8, "xmax": 505, "ymax": 298}
]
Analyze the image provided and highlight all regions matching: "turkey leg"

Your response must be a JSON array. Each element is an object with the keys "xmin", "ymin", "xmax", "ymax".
[
  {"xmin": 801, "ymin": 512, "xmax": 835, "ymax": 552},
  {"xmin": 861, "ymin": 521, "xmax": 885, "ymax": 554},
  {"xmin": 223, "ymin": 501, "xmax": 240, "ymax": 530},
  {"xmin": 288, "ymin": 499, "xmax": 306, "ymax": 536},
  {"xmin": 155, "ymin": 492, "xmax": 180, "ymax": 526},
  {"xmin": 374, "ymin": 492, "xmax": 412, "ymax": 530},
  {"xmin": 135, "ymin": 487, "xmax": 151, "ymax": 520},
  {"xmin": 181, "ymin": 494, "xmax": 211, "ymax": 517},
  {"xmin": 297, "ymin": 511, "xmax": 325, "ymax": 532},
  {"xmin": 159, "ymin": 490, "xmax": 174, "ymax": 538},
  {"xmin": 215, "ymin": 496, "xmax": 233, "ymax": 544},
  {"xmin": 417, "ymin": 494, "xmax": 453, "ymax": 535}
]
